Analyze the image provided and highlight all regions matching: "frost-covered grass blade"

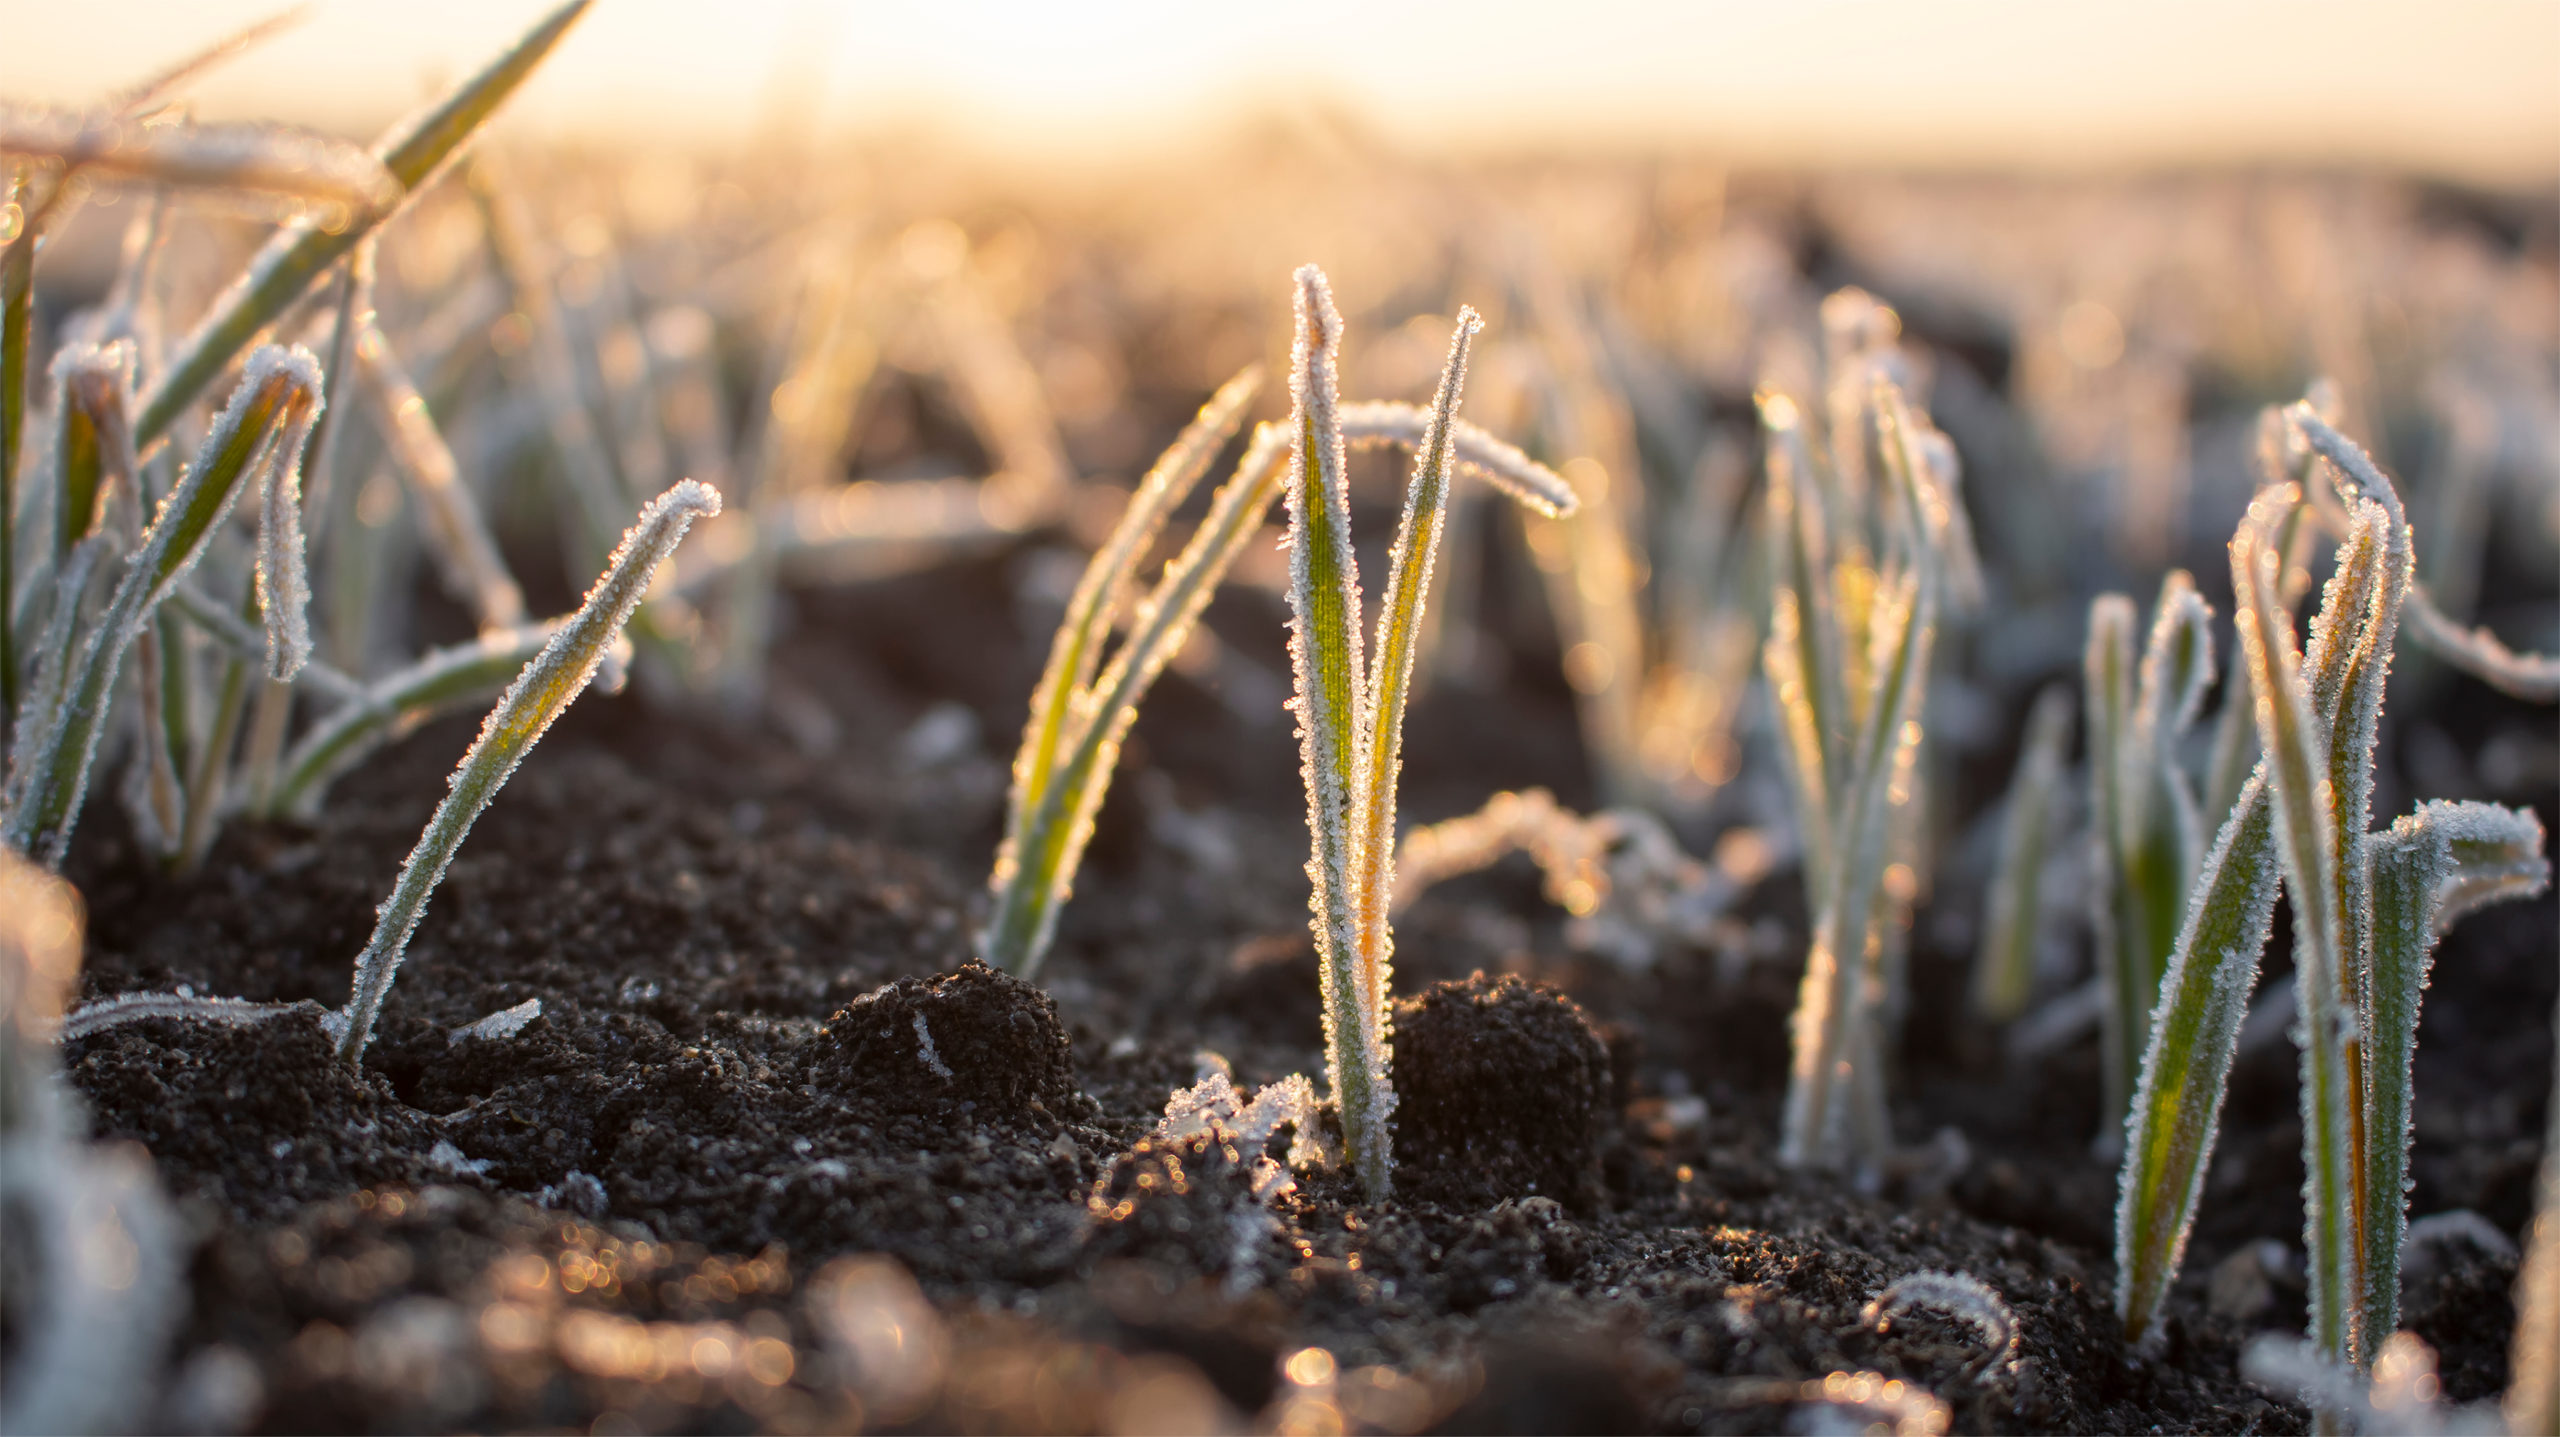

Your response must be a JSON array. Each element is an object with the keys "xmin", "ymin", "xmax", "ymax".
[
  {"xmin": 133, "ymin": 0, "xmax": 591, "ymax": 446},
  {"xmin": 1973, "ymin": 683, "xmax": 2072, "ymax": 1022},
  {"xmin": 984, "ymin": 365, "xmax": 1262, "ymax": 974},
  {"xmin": 333, "ymin": 480, "xmax": 719, "ymax": 1064},
  {"xmin": 2, "ymin": 346, "xmax": 321, "ymax": 867}
]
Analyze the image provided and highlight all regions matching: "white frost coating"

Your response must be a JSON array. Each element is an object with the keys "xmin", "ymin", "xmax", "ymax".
[
  {"xmin": 426, "ymin": 1139, "xmax": 494, "ymax": 1177},
  {"xmin": 1155, "ymin": 1066, "xmax": 1322, "ymax": 1292},
  {"xmin": 1283, "ymin": 264, "xmax": 1388, "ymax": 1202},
  {"xmin": 2400, "ymin": 1209, "xmax": 2519, "ymax": 1266},
  {"xmin": 1337, "ymin": 399, "xmax": 1579, "ymax": 518},
  {"xmin": 251, "ymin": 345, "xmax": 325, "ymax": 681},
  {"xmin": 911, "ymin": 1014, "xmax": 954, "ymax": 1080},
  {"xmin": 1862, "ymin": 1270, "xmax": 2018, "ymax": 1378},
  {"xmin": 0, "ymin": 345, "xmax": 322, "ymax": 867},
  {"xmin": 2401, "ymin": 583, "xmax": 2560, "ymax": 702},
  {"xmin": 448, "ymin": 997, "xmax": 543, "ymax": 1045},
  {"xmin": 2243, "ymin": 1331, "xmax": 2504, "ymax": 1436},
  {"xmin": 0, "ymin": 102, "xmax": 402, "ymax": 212},
  {"xmin": 1392, "ymin": 786, "xmax": 1742, "ymax": 969},
  {"xmin": 333, "ymin": 480, "xmax": 720, "ymax": 1064},
  {"xmin": 57, "ymin": 992, "xmax": 307, "ymax": 1042}
]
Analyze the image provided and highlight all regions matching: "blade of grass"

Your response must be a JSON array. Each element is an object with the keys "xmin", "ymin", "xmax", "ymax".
[
  {"xmin": 269, "ymin": 620, "xmax": 559, "ymax": 817},
  {"xmin": 982, "ymin": 423, "xmax": 1293, "ymax": 978},
  {"xmin": 355, "ymin": 308, "xmax": 526, "ymax": 630},
  {"xmin": 1344, "ymin": 308, "xmax": 1481, "ymax": 1190},
  {"xmin": 133, "ymin": 0, "xmax": 591, "ymax": 448},
  {"xmin": 0, "ymin": 104, "xmax": 398, "ymax": 216},
  {"xmin": 49, "ymin": 342, "xmax": 139, "ymax": 560},
  {"xmin": 1, "ymin": 347, "xmax": 319, "ymax": 866},
  {"xmin": 1280, "ymin": 266, "xmax": 1385, "ymax": 1199},
  {"xmin": 2236, "ymin": 490, "xmax": 2369, "ymax": 1365},
  {"xmin": 2364, "ymin": 801, "xmax": 2549, "ymax": 1350},
  {"xmin": 989, "ymin": 364, "xmax": 1261, "ymax": 937},
  {"xmin": 333, "ymin": 479, "xmax": 718, "ymax": 1064},
  {"xmin": 1974, "ymin": 683, "xmax": 2073, "ymax": 1021}
]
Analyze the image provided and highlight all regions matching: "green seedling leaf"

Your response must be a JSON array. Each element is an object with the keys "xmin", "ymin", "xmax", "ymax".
[
  {"xmin": 1280, "ymin": 265, "xmax": 1384, "ymax": 1198},
  {"xmin": 1973, "ymin": 683, "xmax": 2072, "ymax": 1022},
  {"xmin": 982, "ymin": 423, "xmax": 1294, "ymax": 980},
  {"xmin": 50, "ymin": 342, "xmax": 139, "ymax": 561},
  {"xmin": 2116, "ymin": 470, "xmax": 2401, "ymax": 1351},
  {"xmin": 1758, "ymin": 391, "xmax": 1848, "ymax": 896},
  {"xmin": 1, "ymin": 346, "xmax": 320, "ymax": 867},
  {"xmin": 1781, "ymin": 561, "xmax": 1934, "ymax": 1170},
  {"xmin": 991, "ymin": 364, "xmax": 1261, "ymax": 928},
  {"xmin": 134, "ymin": 0, "xmax": 591, "ymax": 447},
  {"xmin": 2363, "ymin": 801, "xmax": 2549, "ymax": 1352},
  {"xmin": 333, "ymin": 479, "xmax": 718, "ymax": 1064},
  {"xmin": 2238, "ymin": 489, "xmax": 2375, "ymax": 1364}
]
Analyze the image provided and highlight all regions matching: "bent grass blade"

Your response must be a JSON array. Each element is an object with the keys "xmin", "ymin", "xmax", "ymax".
[
  {"xmin": 333, "ymin": 480, "xmax": 719, "ymax": 1064},
  {"xmin": 133, "ymin": 0, "xmax": 591, "ymax": 447}
]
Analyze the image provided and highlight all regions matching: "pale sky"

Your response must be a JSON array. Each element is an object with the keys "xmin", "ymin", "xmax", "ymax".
[{"xmin": 4, "ymin": 0, "xmax": 2555, "ymax": 180}]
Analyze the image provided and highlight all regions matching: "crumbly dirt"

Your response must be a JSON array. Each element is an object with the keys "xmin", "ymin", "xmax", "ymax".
[{"xmin": 39, "ymin": 550, "xmax": 2556, "ymax": 1435}]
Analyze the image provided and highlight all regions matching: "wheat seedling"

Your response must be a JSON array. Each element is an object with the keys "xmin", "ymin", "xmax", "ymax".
[
  {"xmin": 2085, "ymin": 572, "xmax": 2215, "ymax": 1125},
  {"xmin": 333, "ymin": 479, "xmax": 720, "ymax": 1063},
  {"xmin": 1281, "ymin": 268, "xmax": 1472, "ymax": 1201},
  {"xmin": 3, "ymin": 347, "xmax": 322, "ymax": 867},
  {"xmin": 1761, "ymin": 377, "xmax": 1950, "ymax": 1174},
  {"xmin": 2113, "ymin": 406, "xmax": 2550, "ymax": 1368},
  {"xmin": 126, "ymin": 0, "xmax": 590, "ymax": 450},
  {"xmin": 1971, "ymin": 683, "xmax": 2074, "ymax": 1022},
  {"xmin": 982, "ymin": 290, "xmax": 1572, "ymax": 983}
]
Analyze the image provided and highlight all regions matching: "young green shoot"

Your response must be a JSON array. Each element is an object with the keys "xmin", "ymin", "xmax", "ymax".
[
  {"xmin": 1281, "ymin": 267, "xmax": 1475, "ymax": 1201},
  {"xmin": 2, "ymin": 347, "xmax": 321, "ymax": 867},
  {"xmin": 983, "ymin": 365, "xmax": 1264, "ymax": 973},
  {"xmin": 1763, "ymin": 377, "xmax": 1946, "ymax": 1173},
  {"xmin": 1972, "ymin": 682, "xmax": 2073, "ymax": 1022},
  {"xmin": 333, "ymin": 480, "xmax": 720, "ymax": 1064},
  {"xmin": 2115, "ymin": 406, "xmax": 2550, "ymax": 1365},
  {"xmin": 2085, "ymin": 571, "xmax": 2214, "ymax": 1124},
  {"xmin": 982, "ymin": 305, "xmax": 1573, "ymax": 984},
  {"xmin": 132, "ymin": 0, "xmax": 591, "ymax": 447}
]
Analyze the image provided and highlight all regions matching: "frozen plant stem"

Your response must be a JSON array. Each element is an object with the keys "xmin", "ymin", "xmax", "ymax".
[
  {"xmin": 1282, "ymin": 268, "xmax": 1481, "ymax": 1203},
  {"xmin": 333, "ymin": 480, "xmax": 720, "ymax": 1064}
]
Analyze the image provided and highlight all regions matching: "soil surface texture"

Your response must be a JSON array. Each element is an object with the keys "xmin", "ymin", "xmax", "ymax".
[{"xmin": 45, "ymin": 543, "xmax": 2558, "ymax": 1435}]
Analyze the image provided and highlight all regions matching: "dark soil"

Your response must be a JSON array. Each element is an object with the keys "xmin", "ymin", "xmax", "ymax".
[{"xmin": 44, "ymin": 547, "xmax": 2558, "ymax": 1435}]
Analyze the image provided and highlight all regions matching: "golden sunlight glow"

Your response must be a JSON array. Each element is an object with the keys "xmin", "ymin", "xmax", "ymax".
[{"xmin": 0, "ymin": 0, "xmax": 2552, "ymax": 179}]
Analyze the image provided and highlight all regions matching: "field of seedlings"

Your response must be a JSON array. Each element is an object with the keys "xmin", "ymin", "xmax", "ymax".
[{"xmin": 4, "ymin": 5, "xmax": 2557, "ymax": 1433}]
